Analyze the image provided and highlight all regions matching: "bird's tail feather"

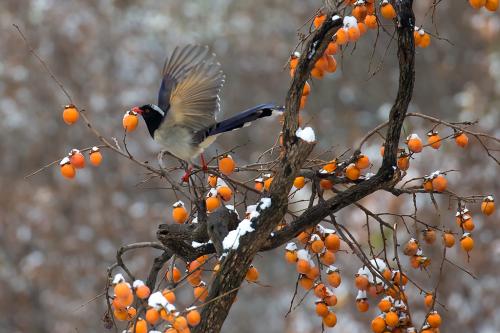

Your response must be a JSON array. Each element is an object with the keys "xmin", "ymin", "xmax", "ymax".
[{"xmin": 207, "ymin": 104, "xmax": 284, "ymax": 136}]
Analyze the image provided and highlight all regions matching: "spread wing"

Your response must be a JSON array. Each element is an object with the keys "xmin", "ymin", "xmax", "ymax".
[{"xmin": 158, "ymin": 45, "xmax": 225, "ymax": 132}]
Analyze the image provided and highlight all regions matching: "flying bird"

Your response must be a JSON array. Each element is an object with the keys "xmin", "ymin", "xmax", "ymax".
[{"xmin": 131, "ymin": 45, "xmax": 282, "ymax": 179}]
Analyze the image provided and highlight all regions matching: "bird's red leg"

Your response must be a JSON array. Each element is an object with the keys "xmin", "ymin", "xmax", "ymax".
[
  {"xmin": 200, "ymin": 153, "xmax": 208, "ymax": 171},
  {"xmin": 181, "ymin": 165, "xmax": 193, "ymax": 183}
]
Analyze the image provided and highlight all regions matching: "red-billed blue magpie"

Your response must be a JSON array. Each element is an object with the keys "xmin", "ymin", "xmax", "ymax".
[{"xmin": 132, "ymin": 45, "xmax": 283, "ymax": 167}]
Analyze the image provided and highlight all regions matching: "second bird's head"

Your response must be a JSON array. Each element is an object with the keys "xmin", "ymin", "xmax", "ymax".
[{"xmin": 131, "ymin": 104, "xmax": 166, "ymax": 137}]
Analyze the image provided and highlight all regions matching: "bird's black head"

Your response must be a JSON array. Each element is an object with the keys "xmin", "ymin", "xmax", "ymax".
[{"xmin": 132, "ymin": 104, "xmax": 166, "ymax": 138}]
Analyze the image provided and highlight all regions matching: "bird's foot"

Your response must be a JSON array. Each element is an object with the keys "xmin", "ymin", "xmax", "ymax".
[
  {"xmin": 181, "ymin": 166, "xmax": 193, "ymax": 183},
  {"xmin": 200, "ymin": 153, "xmax": 208, "ymax": 172}
]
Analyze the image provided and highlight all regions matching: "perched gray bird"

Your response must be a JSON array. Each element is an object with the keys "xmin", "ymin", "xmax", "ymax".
[{"xmin": 131, "ymin": 45, "xmax": 282, "ymax": 177}]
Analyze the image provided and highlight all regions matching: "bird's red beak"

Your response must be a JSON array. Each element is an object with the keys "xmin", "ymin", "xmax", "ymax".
[{"xmin": 132, "ymin": 106, "xmax": 142, "ymax": 115}]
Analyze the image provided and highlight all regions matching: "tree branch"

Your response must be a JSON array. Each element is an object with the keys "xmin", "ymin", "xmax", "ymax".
[{"xmin": 190, "ymin": 10, "xmax": 344, "ymax": 333}]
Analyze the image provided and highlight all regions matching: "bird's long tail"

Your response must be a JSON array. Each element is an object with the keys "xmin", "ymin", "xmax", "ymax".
[{"xmin": 207, "ymin": 104, "xmax": 284, "ymax": 137}]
